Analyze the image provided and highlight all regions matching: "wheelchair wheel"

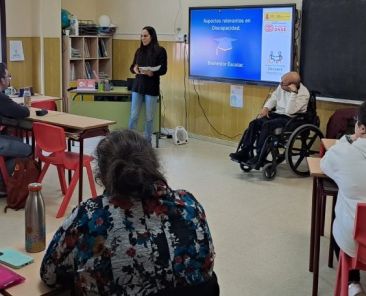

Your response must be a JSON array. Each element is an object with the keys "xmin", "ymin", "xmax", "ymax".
[
  {"xmin": 262, "ymin": 163, "xmax": 277, "ymax": 180},
  {"xmin": 285, "ymin": 124, "xmax": 324, "ymax": 176},
  {"xmin": 240, "ymin": 163, "xmax": 252, "ymax": 172}
]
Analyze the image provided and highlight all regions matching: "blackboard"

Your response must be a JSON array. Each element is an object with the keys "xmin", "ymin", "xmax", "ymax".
[{"xmin": 300, "ymin": 0, "xmax": 366, "ymax": 101}]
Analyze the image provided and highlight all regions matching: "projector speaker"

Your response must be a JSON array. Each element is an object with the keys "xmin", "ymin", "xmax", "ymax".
[{"xmin": 173, "ymin": 126, "xmax": 188, "ymax": 145}]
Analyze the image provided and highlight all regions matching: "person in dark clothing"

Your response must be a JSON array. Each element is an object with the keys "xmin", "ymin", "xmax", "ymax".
[
  {"xmin": 128, "ymin": 26, "xmax": 167, "ymax": 144},
  {"xmin": 0, "ymin": 63, "xmax": 32, "ymax": 187}
]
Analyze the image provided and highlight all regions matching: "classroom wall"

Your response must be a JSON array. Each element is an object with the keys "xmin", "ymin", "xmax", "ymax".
[
  {"xmin": 110, "ymin": 0, "xmax": 357, "ymax": 141},
  {"xmin": 5, "ymin": 0, "xmax": 61, "ymax": 96},
  {"xmin": 98, "ymin": 0, "xmax": 303, "ymax": 41},
  {"xmin": 4, "ymin": 0, "xmax": 357, "ymax": 140},
  {"xmin": 61, "ymin": 0, "xmax": 97, "ymax": 23}
]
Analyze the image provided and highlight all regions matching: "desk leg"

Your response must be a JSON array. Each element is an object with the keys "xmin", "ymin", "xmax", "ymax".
[
  {"xmin": 309, "ymin": 177, "xmax": 317, "ymax": 272},
  {"xmin": 155, "ymin": 96, "xmax": 161, "ymax": 148},
  {"xmin": 78, "ymin": 139, "xmax": 84, "ymax": 204},
  {"xmin": 312, "ymin": 177, "xmax": 322, "ymax": 296}
]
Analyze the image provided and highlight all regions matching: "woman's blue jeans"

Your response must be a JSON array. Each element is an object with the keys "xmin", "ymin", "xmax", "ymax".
[{"xmin": 128, "ymin": 92, "xmax": 158, "ymax": 143}]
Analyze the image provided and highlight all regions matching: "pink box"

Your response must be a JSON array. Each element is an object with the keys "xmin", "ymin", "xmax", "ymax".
[{"xmin": 77, "ymin": 79, "xmax": 96, "ymax": 90}]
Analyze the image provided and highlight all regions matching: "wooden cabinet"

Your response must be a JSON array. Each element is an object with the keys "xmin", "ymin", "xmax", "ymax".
[{"xmin": 62, "ymin": 35, "xmax": 113, "ymax": 109}]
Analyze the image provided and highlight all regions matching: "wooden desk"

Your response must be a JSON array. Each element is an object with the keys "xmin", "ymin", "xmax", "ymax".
[
  {"xmin": 10, "ymin": 109, "xmax": 115, "ymax": 209},
  {"xmin": 307, "ymin": 157, "xmax": 325, "ymax": 296},
  {"xmin": 307, "ymin": 156, "xmax": 338, "ymax": 296},
  {"xmin": 1, "ymin": 235, "xmax": 59, "ymax": 296},
  {"xmin": 10, "ymin": 95, "xmax": 61, "ymax": 105},
  {"xmin": 321, "ymin": 138, "xmax": 337, "ymax": 151},
  {"xmin": 70, "ymin": 86, "xmax": 131, "ymax": 101},
  {"xmin": 69, "ymin": 87, "xmax": 161, "ymax": 148}
]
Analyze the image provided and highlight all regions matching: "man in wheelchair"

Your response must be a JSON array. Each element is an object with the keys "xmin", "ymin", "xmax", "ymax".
[{"xmin": 229, "ymin": 71, "xmax": 310, "ymax": 166}]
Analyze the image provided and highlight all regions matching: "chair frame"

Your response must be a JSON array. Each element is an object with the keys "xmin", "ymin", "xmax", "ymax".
[
  {"xmin": 33, "ymin": 122, "xmax": 97, "ymax": 218},
  {"xmin": 334, "ymin": 203, "xmax": 366, "ymax": 296}
]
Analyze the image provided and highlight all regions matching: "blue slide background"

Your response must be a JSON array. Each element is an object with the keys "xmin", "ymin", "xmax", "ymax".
[{"xmin": 190, "ymin": 8, "xmax": 263, "ymax": 81}]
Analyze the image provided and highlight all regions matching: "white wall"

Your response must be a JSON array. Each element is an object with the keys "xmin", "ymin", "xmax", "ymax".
[
  {"xmin": 6, "ymin": 0, "xmax": 60, "ymax": 37},
  {"xmin": 62, "ymin": 0, "xmax": 98, "ymax": 23},
  {"xmin": 96, "ymin": 0, "xmax": 303, "ymax": 40},
  {"xmin": 6, "ymin": 0, "xmax": 302, "ymax": 39},
  {"xmin": 6, "ymin": 0, "xmax": 33, "ymax": 37},
  {"xmin": 40, "ymin": 0, "xmax": 61, "ymax": 38}
]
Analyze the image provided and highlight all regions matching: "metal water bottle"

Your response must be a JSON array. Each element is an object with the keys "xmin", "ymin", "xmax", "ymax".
[{"xmin": 25, "ymin": 183, "xmax": 46, "ymax": 253}]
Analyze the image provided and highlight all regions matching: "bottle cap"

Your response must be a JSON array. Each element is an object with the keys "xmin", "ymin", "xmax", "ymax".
[{"xmin": 28, "ymin": 183, "xmax": 42, "ymax": 191}]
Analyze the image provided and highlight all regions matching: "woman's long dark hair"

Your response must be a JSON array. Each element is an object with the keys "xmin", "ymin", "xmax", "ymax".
[{"xmin": 95, "ymin": 129, "xmax": 166, "ymax": 200}]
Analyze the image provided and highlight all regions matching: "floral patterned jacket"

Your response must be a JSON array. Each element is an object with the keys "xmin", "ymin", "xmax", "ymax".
[{"xmin": 40, "ymin": 183, "xmax": 215, "ymax": 295}]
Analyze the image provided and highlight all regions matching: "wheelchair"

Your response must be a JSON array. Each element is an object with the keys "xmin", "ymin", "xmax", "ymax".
[{"xmin": 234, "ymin": 92, "xmax": 324, "ymax": 180}]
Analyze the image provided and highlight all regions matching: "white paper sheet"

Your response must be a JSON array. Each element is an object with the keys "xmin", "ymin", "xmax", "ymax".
[
  {"xmin": 230, "ymin": 85, "xmax": 244, "ymax": 108},
  {"xmin": 9, "ymin": 40, "xmax": 24, "ymax": 61},
  {"xmin": 139, "ymin": 65, "xmax": 161, "ymax": 72}
]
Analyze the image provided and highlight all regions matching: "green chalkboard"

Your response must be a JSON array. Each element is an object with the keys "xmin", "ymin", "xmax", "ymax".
[{"xmin": 300, "ymin": 0, "xmax": 366, "ymax": 101}]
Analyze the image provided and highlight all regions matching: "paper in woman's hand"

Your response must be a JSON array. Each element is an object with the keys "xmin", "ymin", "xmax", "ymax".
[{"xmin": 138, "ymin": 65, "xmax": 161, "ymax": 72}]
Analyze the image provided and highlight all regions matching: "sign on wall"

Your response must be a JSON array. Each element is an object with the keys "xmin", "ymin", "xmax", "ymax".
[{"xmin": 9, "ymin": 40, "xmax": 24, "ymax": 61}]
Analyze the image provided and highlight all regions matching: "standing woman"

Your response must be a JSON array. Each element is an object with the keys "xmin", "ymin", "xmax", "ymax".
[{"xmin": 128, "ymin": 26, "xmax": 167, "ymax": 144}]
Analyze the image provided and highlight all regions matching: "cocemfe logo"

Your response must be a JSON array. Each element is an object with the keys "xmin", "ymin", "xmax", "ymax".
[
  {"xmin": 264, "ymin": 24, "xmax": 274, "ymax": 32},
  {"xmin": 264, "ymin": 24, "xmax": 287, "ymax": 33}
]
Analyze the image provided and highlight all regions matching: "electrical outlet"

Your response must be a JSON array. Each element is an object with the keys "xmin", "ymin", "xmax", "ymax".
[{"xmin": 176, "ymin": 33, "xmax": 184, "ymax": 42}]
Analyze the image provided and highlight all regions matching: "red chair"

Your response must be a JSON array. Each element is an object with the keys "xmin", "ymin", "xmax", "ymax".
[
  {"xmin": 334, "ymin": 203, "xmax": 366, "ymax": 296},
  {"xmin": 32, "ymin": 122, "xmax": 97, "ymax": 218},
  {"xmin": 31, "ymin": 100, "xmax": 57, "ymax": 111}
]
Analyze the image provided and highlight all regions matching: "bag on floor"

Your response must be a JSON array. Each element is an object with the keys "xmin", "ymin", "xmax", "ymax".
[{"xmin": 4, "ymin": 158, "xmax": 40, "ymax": 212}]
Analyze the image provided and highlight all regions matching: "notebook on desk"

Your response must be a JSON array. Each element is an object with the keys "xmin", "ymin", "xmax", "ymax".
[{"xmin": 0, "ymin": 264, "xmax": 25, "ymax": 290}]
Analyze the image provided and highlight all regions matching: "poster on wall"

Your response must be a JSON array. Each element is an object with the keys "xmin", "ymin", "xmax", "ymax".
[{"xmin": 9, "ymin": 40, "xmax": 24, "ymax": 61}]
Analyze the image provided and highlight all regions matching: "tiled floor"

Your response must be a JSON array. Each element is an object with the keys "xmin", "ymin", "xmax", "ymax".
[{"xmin": 0, "ymin": 136, "xmax": 354, "ymax": 295}]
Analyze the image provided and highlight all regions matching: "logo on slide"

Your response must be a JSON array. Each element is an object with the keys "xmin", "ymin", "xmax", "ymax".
[
  {"xmin": 269, "ymin": 51, "xmax": 283, "ymax": 63},
  {"xmin": 264, "ymin": 24, "xmax": 274, "ymax": 32},
  {"xmin": 214, "ymin": 37, "xmax": 237, "ymax": 55}
]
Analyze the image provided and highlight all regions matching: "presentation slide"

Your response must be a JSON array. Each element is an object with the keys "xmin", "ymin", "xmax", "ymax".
[{"xmin": 189, "ymin": 6, "xmax": 294, "ymax": 84}]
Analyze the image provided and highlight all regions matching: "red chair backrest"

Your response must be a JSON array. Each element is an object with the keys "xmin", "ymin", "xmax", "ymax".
[
  {"xmin": 31, "ymin": 100, "xmax": 57, "ymax": 111},
  {"xmin": 354, "ymin": 203, "xmax": 366, "ymax": 264},
  {"xmin": 33, "ymin": 122, "xmax": 66, "ymax": 153}
]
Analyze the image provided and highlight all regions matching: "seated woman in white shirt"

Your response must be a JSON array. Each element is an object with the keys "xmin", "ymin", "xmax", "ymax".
[{"xmin": 321, "ymin": 101, "xmax": 366, "ymax": 296}]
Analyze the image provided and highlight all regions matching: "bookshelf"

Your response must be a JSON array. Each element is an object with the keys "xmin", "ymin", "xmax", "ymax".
[{"xmin": 62, "ymin": 35, "xmax": 113, "ymax": 108}]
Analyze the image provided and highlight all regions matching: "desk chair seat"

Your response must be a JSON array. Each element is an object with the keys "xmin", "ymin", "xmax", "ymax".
[
  {"xmin": 334, "ymin": 203, "xmax": 366, "ymax": 296},
  {"xmin": 33, "ymin": 122, "xmax": 97, "ymax": 218}
]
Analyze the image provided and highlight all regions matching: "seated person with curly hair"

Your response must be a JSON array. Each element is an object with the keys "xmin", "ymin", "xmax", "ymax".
[
  {"xmin": 40, "ymin": 129, "xmax": 219, "ymax": 296},
  {"xmin": 230, "ymin": 71, "xmax": 309, "ymax": 165}
]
